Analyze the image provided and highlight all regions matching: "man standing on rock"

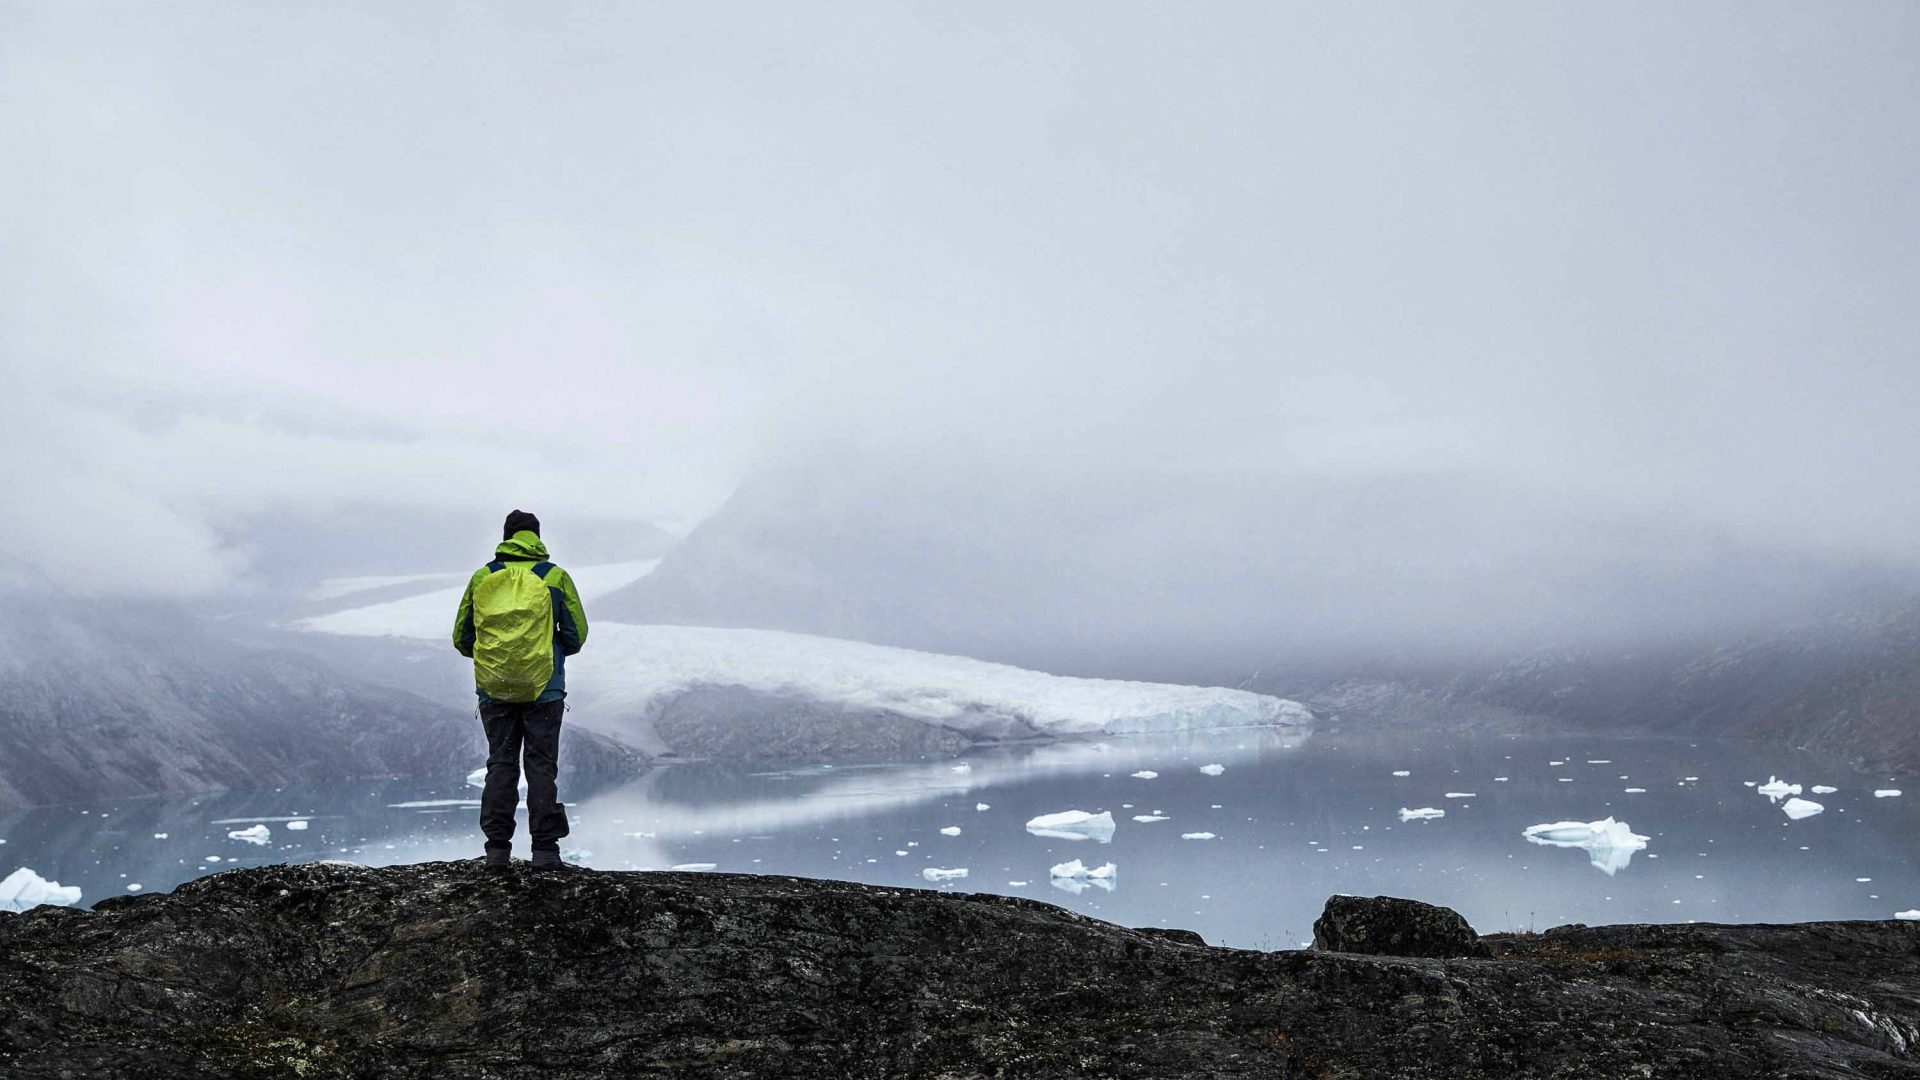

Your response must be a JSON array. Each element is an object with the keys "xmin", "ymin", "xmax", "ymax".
[{"xmin": 453, "ymin": 510, "xmax": 589, "ymax": 871}]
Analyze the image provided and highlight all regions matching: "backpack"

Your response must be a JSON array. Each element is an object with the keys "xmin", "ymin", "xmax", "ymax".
[{"xmin": 470, "ymin": 561, "xmax": 556, "ymax": 703}]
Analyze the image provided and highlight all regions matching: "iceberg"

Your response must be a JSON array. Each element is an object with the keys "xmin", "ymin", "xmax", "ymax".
[
  {"xmin": 0, "ymin": 867, "xmax": 81, "ymax": 912},
  {"xmin": 1048, "ymin": 858, "xmax": 1116, "ymax": 880},
  {"xmin": 1810, "ymin": 785, "xmax": 1837, "ymax": 795},
  {"xmin": 1398, "ymin": 807, "xmax": 1445, "ymax": 822},
  {"xmin": 975, "ymin": 803, "xmax": 990, "ymax": 811},
  {"xmin": 1391, "ymin": 770, "xmax": 1411, "ymax": 777},
  {"xmin": 938, "ymin": 826, "xmax": 962, "ymax": 836},
  {"xmin": 1132, "ymin": 814, "xmax": 1169, "ymax": 822},
  {"xmin": 1757, "ymin": 776, "xmax": 1801, "ymax": 800},
  {"xmin": 1876, "ymin": 789, "xmax": 1903, "ymax": 798},
  {"xmin": 1898, "ymin": 910, "xmax": 1920, "ymax": 921},
  {"xmin": 1181, "ymin": 832, "xmax": 1217, "ymax": 840},
  {"xmin": 286, "ymin": 819, "xmax": 310, "ymax": 831},
  {"xmin": 1198, "ymin": 763, "xmax": 1226, "ymax": 776},
  {"xmin": 1443, "ymin": 792, "xmax": 1476, "ymax": 799},
  {"xmin": 227, "ymin": 824, "xmax": 272, "ymax": 846},
  {"xmin": 1024, "ymin": 810, "xmax": 1116, "ymax": 842},
  {"xmin": 1782, "ymin": 797, "xmax": 1825, "ymax": 820},
  {"xmin": 1522, "ymin": 817, "xmax": 1650, "ymax": 876},
  {"xmin": 1130, "ymin": 770, "xmax": 1159, "ymax": 779},
  {"xmin": 921, "ymin": 867, "xmax": 969, "ymax": 882}
]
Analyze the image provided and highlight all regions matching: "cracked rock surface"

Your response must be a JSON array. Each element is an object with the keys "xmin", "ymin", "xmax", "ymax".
[{"xmin": 3, "ymin": 861, "xmax": 1920, "ymax": 1078}]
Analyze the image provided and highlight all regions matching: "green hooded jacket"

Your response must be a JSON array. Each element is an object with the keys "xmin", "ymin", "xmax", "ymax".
[{"xmin": 452, "ymin": 531, "xmax": 589, "ymax": 704}]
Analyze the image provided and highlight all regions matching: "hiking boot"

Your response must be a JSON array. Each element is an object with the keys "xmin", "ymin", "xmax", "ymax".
[
  {"xmin": 484, "ymin": 847, "xmax": 512, "ymax": 872},
  {"xmin": 531, "ymin": 848, "xmax": 562, "ymax": 871}
]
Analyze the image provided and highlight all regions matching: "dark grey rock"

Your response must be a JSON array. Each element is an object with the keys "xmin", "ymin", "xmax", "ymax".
[
  {"xmin": 7, "ymin": 863, "xmax": 1920, "ymax": 1078},
  {"xmin": 1312, "ymin": 893, "xmax": 1495, "ymax": 958}
]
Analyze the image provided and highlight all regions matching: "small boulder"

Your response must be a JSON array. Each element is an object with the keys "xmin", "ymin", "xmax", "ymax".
[{"xmin": 1311, "ymin": 894, "xmax": 1492, "ymax": 959}]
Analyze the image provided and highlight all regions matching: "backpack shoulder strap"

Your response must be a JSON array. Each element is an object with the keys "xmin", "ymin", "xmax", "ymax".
[{"xmin": 532, "ymin": 561, "xmax": 554, "ymax": 579}]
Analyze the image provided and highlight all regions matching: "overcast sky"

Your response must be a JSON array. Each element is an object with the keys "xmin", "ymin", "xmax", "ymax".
[{"xmin": 5, "ymin": 2, "xmax": 1917, "ymax": 594}]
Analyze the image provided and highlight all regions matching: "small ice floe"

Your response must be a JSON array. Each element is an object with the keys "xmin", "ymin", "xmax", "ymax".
[
  {"xmin": 922, "ymin": 867, "xmax": 970, "ymax": 881},
  {"xmin": 227, "ymin": 825, "xmax": 272, "ymax": 846},
  {"xmin": 1198, "ymin": 764, "xmax": 1226, "ymax": 776},
  {"xmin": 975, "ymin": 803, "xmax": 991, "ymax": 811},
  {"xmin": 950, "ymin": 763, "xmax": 972, "ymax": 773},
  {"xmin": 1493, "ymin": 776, "xmax": 1509, "ymax": 782},
  {"xmin": 1049, "ymin": 858, "xmax": 1116, "ymax": 880},
  {"xmin": 1131, "ymin": 770, "xmax": 1159, "ymax": 779},
  {"xmin": 1399, "ymin": 808, "xmax": 1446, "ymax": 822},
  {"xmin": 1132, "ymin": 814, "xmax": 1169, "ymax": 822},
  {"xmin": 1522, "ymin": 817, "xmax": 1649, "ymax": 876},
  {"xmin": 1811, "ymin": 786, "xmax": 1838, "ymax": 795},
  {"xmin": 1587, "ymin": 760, "xmax": 1612, "ymax": 765},
  {"xmin": 1181, "ymin": 832, "xmax": 1217, "ymax": 840},
  {"xmin": 0, "ymin": 867, "xmax": 82, "ymax": 912},
  {"xmin": 670, "ymin": 862, "xmax": 718, "ymax": 872},
  {"xmin": 1443, "ymin": 792, "xmax": 1475, "ymax": 799},
  {"xmin": 1897, "ymin": 910, "xmax": 1920, "ymax": 921},
  {"xmin": 1757, "ymin": 776, "xmax": 1801, "ymax": 800},
  {"xmin": 1550, "ymin": 760, "xmax": 1565, "ymax": 766},
  {"xmin": 153, "ymin": 833, "xmax": 168, "ymax": 840},
  {"xmin": 1025, "ymin": 810, "xmax": 1116, "ymax": 843},
  {"xmin": 1743, "ymin": 781, "xmax": 1757, "ymax": 787},
  {"xmin": 286, "ymin": 820, "xmax": 310, "ymax": 831},
  {"xmin": 1008, "ymin": 880, "xmax": 1029, "ymax": 887},
  {"xmin": 1876, "ymin": 789, "xmax": 1903, "ymax": 798},
  {"xmin": 939, "ymin": 826, "xmax": 963, "ymax": 837},
  {"xmin": 1391, "ymin": 770, "xmax": 1411, "ymax": 777},
  {"xmin": 126, "ymin": 883, "xmax": 143, "ymax": 892},
  {"xmin": 1782, "ymin": 798, "xmax": 1825, "ymax": 820},
  {"xmin": 1624, "ymin": 787, "xmax": 1647, "ymax": 794}
]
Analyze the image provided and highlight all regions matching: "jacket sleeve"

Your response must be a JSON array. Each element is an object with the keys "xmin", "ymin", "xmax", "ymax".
[
  {"xmin": 551, "ymin": 567, "xmax": 588, "ymax": 656},
  {"xmin": 453, "ymin": 573, "xmax": 478, "ymax": 657}
]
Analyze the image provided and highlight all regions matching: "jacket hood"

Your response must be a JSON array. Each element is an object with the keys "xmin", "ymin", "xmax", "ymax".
[{"xmin": 494, "ymin": 530, "xmax": 550, "ymax": 561}]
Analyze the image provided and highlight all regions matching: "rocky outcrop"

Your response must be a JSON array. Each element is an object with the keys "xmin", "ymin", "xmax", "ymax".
[
  {"xmin": 7, "ymin": 863, "xmax": 1920, "ymax": 1078},
  {"xmin": 1312, "ymin": 893, "xmax": 1494, "ymax": 958}
]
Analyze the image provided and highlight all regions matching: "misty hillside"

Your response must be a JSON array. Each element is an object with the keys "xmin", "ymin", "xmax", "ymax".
[
  {"xmin": 0, "ymin": 596, "xmax": 646, "ymax": 809},
  {"xmin": 597, "ymin": 462, "xmax": 1896, "ymax": 683}
]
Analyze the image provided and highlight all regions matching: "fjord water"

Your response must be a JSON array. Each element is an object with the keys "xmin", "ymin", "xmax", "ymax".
[{"xmin": 4, "ymin": 729, "xmax": 1915, "ymax": 947}]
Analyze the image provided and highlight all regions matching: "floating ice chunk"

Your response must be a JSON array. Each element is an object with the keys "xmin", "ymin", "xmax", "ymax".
[
  {"xmin": 1898, "ymin": 910, "xmax": 1920, "ymax": 921},
  {"xmin": 1587, "ymin": 760, "xmax": 1612, "ymax": 765},
  {"xmin": 1757, "ymin": 776, "xmax": 1801, "ymax": 800},
  {"xmin": 1008, "ymin": 880, "xmax": 1028, "ymax": 886},
  {"xmin": 0, "ymin": 867, "xmax": 82, "ymax": 911},
  {"xmin": 1810, "ymin": 785, "xmax": 1837, "ymax": 795},
  {"xmin": 1743, "ymin": 780, "xmax": 1757, "ymax": 787},
  {"xmin": 1181, "ymin": 832, "xmax": 1217, "ymax": 840},
  {"xmin": 1399, "ymin": 807, "xmax": 1446, "ymax": 821},
  {"xmin": 922, "ymin": 867, "xmax": 970, "ymax": 881},
  {"xmin": 1624, "ymin": 787, "xmax": 1647, "ymax": 794},
  {"xmin": 1444, "ymin": 792, "xmax": 1476, "ymax": 799},
  {"xmin": 126, "ymin": 883, "xmax": 142, "ymax": 892},
  {"xmin": 1782, "ymin": 798, "xmax": 1825, "ymax": 820},
  {"xmin": 670, "ymin": 862, "xmax": 718, "ymax": 871},
  {"xmin": 1876, "ymin": 789, "xmax": 1903, "ymax": 798},
  {"xmin": 975, "ymin": 803, "xmax": 991, "ymax": 811},
  {"xmin": 939, "ymin": 826, "xmax": 963, "ymax": 836},
  {"xmin": 1198, "ymin": 764, "xmax": 1225, "ymax": 776},
  {"xmin": 1024, "ymin": 810, "xmax": 1116, "ymax": 842},
  {"xmin": 1522, "ymin": 817, "xmax": 1649, "ymax": 876},
  {"xmin": 153, "ymin": 833, "xmax": 168, "ymax": 839},
  {"xmin": 1048, "ymin": 858, "xmax": 1116, "ymax": 880},
  {"xmin": 286, "ymin": 819, "xmax": 310, "ymax": 831},
  {"xmin": 1391, "ymin": 770, "xmax": 1411, "ymax": 777},
  {"xmin": 1131, "ymin": 770, "xmax": 1159, "ymax": 779},
  {"xmin": 1493, "ymin": 777, "xmax": 1509, "ymax": 782},
  {"xmin": 950, "ymin": 763, "xmax": 972, "ymax": 773},
  {"xmin": 227, "ymin": 825, "xmax": 272, "ymax": 846},
  {"xmin": 1132, "ymin": 814, "xmax": 1169, "ymax": 822}
]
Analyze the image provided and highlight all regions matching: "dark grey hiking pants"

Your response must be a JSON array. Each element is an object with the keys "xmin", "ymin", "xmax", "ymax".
[{"xmin": 478, "ymin": 698, "xmax": 569, "ymax": 852}]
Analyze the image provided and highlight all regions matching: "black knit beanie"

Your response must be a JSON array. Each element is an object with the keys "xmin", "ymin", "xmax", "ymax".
[{"xmin": 502, "ymin": 509, "xmax": 541, "ymax": 540}]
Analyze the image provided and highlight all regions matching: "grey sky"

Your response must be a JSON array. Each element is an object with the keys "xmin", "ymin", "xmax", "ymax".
[{"xmin": 5, "ymin": 2, "xmax": 1917, "ymax": 594}]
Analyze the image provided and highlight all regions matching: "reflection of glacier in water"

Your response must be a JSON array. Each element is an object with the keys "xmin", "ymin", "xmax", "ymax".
[{"xmin": 7, "ymin": 729, "xmax": 1920, "ymax": 946}]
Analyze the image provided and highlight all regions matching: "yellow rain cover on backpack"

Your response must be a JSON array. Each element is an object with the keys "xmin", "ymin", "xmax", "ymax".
[{"xmin": 471, "ymin": 565, "xmax": 555, "ymax": 702}]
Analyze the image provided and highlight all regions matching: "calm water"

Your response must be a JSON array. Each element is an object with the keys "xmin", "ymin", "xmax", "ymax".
[{"xmin": 4, "ymin": 729, "xmax": 1916, "ymax": 948}]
